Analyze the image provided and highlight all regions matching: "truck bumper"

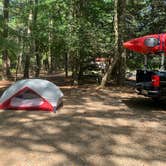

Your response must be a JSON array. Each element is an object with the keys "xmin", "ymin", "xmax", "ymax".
[{"xmin": 136, "ymin": 89, "xmax": 160, "ymax": 98}]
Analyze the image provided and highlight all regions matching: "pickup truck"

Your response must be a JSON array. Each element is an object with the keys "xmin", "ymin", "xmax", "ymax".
[
  {"xmin": 136, "ymin": 69, "xmax": 166, "ymax": 99},
  {"xmin": 123, "ymin": 33, "xmax": 166, "ymax": 99}
]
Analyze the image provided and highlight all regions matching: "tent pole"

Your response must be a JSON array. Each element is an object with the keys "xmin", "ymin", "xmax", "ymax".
[{"xmin": 160, "ymin": 52, "xmax": 165, "ymax": 71}]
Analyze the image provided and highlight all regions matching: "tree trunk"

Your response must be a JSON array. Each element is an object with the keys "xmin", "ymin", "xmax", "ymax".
[
  {"xmin": 100, "ymin": 0, "xmax": 126, "ymax": 87},
  {"xmin": 71, "ymin": 0, "xmax": 86, "ymax": 85},
  {"xmin": 65, "ymin": 52, "xmax": 69, "ymax": 77},
  {"xmin": 116, "ymin": 0, "xmax": 126, "ymax": 85},
  {"xmin": 33, "ymin": 0, "xmax": 41, "ymax": 77},
  {"xmin": 24, "ymin": 53, "xmax": 30, "ymax": 78},
  {"xmin": 24, "ymin": 0, "xmax": 33, "ymax": 78},
  {"xmin": 117, "ymin": 50, "xmax": 126, "ymax": 85},
  {"xmin": 48, "ymin": 19, "xmax": 53, "ymax": 74},
  {"xmin": 72, "ymin": 51, "xmax": 79, "ymax": 85},
  {"xmin": 50, "ymin": 47, "xmax": 56, "ymax": 72},
  {"xmin": 15, "ymin": 53, "xmax": 22, "ymax": 81},
  {"xmin": 16, "ymin": 35, "xmax": 24, "ymax": 78},
  {"xmin": 100, "ymin": 56, "xmax": 119, "ymax": 87},
  {"xmin": 35, "ymin": 44, "xmax": 41, "ymax": 77},
  {"xmin": 2, "ymin": 0, "xmax": 11, "ymax": 80}
]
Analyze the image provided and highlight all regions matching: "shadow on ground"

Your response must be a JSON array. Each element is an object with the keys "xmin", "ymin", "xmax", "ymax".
[{"xmin": 0, "ymin": 79, "xmax": 165, "ymax": 166}]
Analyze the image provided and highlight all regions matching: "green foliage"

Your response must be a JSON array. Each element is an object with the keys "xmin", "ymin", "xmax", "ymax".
[
  {"xmin": 0, "ymin": 17, "xmax": 19, "ymax": 56},
  {"xmin": 0, "ymin": 0, "xmax": 166, "ymax": 76},
  {"xmin": 125, "ymin": 0, "xmax": 166, "ymax": 70}
]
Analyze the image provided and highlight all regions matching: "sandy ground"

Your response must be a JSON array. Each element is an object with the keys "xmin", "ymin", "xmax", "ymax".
[{"xmin": 0, "ymin": 80, "xmax": 165, "ymax": 166}]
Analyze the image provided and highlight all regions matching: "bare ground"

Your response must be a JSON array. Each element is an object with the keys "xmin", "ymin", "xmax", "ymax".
[{"xmin": 0, "ymin": 78, "xmax": 165, "ymax": 166}]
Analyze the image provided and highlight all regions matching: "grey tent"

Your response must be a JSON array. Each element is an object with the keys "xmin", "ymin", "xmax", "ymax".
[{"xmin": 0, "ymin": 79, "xmax": 63, "ymax": 112}]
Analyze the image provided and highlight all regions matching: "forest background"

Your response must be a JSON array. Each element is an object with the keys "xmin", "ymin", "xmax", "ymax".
[{"xmin": 0, "ymin": 0, "xmax": 166, "ymax": 86}]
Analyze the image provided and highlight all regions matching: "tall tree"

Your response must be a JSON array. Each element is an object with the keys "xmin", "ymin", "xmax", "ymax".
[
  {"xmin": 23, "ymin": 0, "xmax": 33, "ymax": 78},
  {"xmin": 100, "ymin": 0, "xmax": 126, "ymax": 87},
  {"xmin": 1, "ymin": 0, "xmax": 165, "ymax": 82},
  {"xmin": 34, "ymin": 0, "xmax": 40, "ymax": 77},
  {"xmin": 2, "ymin": 0, "xmax": 11, "ymax": 79}
]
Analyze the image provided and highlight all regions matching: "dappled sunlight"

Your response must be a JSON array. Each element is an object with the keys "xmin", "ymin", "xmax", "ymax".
[
  {"xmin": 0, "ymin": 83, "xmax": 165, "ymax": 165},
  {"xmin": 1, "ymin": 0, "xmax": 166, "ymax": 165},
  {"xmin": 0, "ymin": 80, "xmax": 13, "ymax": 89}
]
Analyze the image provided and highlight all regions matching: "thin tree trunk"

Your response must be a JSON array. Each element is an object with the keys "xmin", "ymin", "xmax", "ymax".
[
  {"xmin": 100, "ymin": 0, "xmax": 126, "ymax": 87},
  {"xmin": 48, "ymin": 19, "xmax": 53, "ymax": 74},
  {"xmin": 51, "ymin": 47, "xmax": 56, "ymax": 72},
  {"xmin": 71, "ymin": 0, "xmax": 84, "ymax": 85},
  {"xmin": 35, "ymin": 44, "xmax": 41, "ymax": 77},
  {"xmin": 33, "ymin": 0, "xmax": 41, "ymax": 77},
  {"xmin": 24, "ymin": 53, "xmax": 30, "ymax": 78},
  {"xmin": 72, "ymin": 50, "xmax": 80, "ymax": 85},
  {"xmin": 47, "ymin": 55, "xmax": 52, "ymax": 74},
  {"xmin": 116, "ymin": 0, "xmax": 126, "ymax": 85},
  {"xmin": 2, "ymin": 0, "xmax": 11, "ymax": 80},
  {"xmin": 15, "ymin": 54, "xmax": 22, "ymax": 81},
  {"xmin": 65, "ymin": 52, "xmax": 69, "ymax": 77},
  {"xmin": 117, "ymin": 50, "xmax": 126, "ymax": 85},
  {"xmin": 24, "ymin": 0, "xmax": 33, "ymax": 78},
  {"xmin": 100, "ymin": 0, "xmax": 119, "ymax": 87},
  {"xmin": 100, "ymin": 56, "xmax": 119, "ymax": 87}
]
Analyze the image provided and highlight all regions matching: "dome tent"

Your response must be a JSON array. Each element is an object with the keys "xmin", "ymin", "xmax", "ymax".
[{"xmin": 0, "ymin": 79, "xmax": 63, "ymax": 112}]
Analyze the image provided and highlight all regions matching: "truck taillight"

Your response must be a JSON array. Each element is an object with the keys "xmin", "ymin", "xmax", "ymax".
[{"xmin": 152, "ymin": 75, "xmax": 160, "ymax": 87}]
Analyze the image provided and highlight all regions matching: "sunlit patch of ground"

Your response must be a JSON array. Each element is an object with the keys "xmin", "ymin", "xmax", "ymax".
[{"xmin": 0, "ymin": 79, "xmax": 165, "ymax": 166}]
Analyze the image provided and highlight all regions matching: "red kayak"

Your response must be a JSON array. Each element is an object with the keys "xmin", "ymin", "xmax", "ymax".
[{"xmin": 123, "ymin": 34, "xmax": 166, "ymax": 54}]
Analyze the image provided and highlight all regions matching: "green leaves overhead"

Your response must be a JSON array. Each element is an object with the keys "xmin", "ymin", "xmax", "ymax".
[{"xmin": 1, "ymin": 0, "xmax": 166, "ymax": 77}]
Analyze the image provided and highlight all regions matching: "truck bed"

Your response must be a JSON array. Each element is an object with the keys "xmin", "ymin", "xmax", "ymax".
[{"xmin": 136, "ymin": 70, "xmax": 166, "ymax": 98}]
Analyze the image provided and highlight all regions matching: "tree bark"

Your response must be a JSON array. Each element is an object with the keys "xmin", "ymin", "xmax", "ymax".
[
  {"xmin": 100, "ymin": 0, "xmax": 126, "ymax": 87},
  {"xmin": 35, "ymin": 44, "xmax": 41, "ymax": 77},
  {"xmin": 116, "ymin": 0, "xmax": 126, "ymax": 85},
  {"xmin": 65, "ymin": 52, "xmax": 69, "ymax": 77},
  {"xmin": 48, "ymin": 18, "xmax": 53, "ymax": 74},
  {"xmin": 2, "ymin": 0, "xmax": 11, "ymax": 80},
  {"xmin": 72, "ymin": 50, "xmax": 79, "ymax": 85},
  {"xmin": 15, "ymin": 53, "xmax": 22, "ymax": 81},
  {"xmin": 33, "ymin": 0, "xmax": 41, "ymax": 77},
  {"xmin": 71, "ymin": 0, "xmax": 86, "ymax": 85},
  {"xmin": 24, "ymin": 0, "xmax": 33, "ymax": 78}
]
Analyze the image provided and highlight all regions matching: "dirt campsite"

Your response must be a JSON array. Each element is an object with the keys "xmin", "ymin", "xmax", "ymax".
[
  {"xmin": 0, "ymin": 75, "xmax": 165, "ymax": 166},
  {"xmin": 1, "ymin": 0, "xmax": 166, "ymax": 165}
]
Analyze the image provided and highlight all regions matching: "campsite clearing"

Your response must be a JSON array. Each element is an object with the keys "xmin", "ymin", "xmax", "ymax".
[{"xmin": 0, "ymin": 80, "xmax": 165, "ymax": 166}]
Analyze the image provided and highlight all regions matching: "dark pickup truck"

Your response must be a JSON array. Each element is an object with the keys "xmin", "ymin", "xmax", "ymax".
[{"xmin": 136, "ymin": 69, "xmax": 166, "ymax": 98}]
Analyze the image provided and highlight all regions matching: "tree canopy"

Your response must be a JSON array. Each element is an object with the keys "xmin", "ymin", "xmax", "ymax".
[{"xmin": 0, "ymin": 0, "xmax": 166, "ymax": 85}]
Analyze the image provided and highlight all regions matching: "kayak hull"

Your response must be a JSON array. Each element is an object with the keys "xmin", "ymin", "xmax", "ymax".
[{"xmin": 123, "ymin": 34, "xmax": 166, "ymax": 54}]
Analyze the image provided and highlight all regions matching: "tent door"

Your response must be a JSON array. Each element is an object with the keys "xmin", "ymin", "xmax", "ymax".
[{"xmin": 9, "ymin": 89, "xmax": 44, "ymax": 107}]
